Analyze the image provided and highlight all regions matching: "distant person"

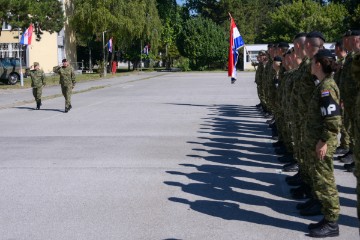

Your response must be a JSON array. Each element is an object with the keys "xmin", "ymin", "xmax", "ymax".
[
  {"xmin": 26, "ymin": 62, "xmax": 45, "ymax": 110},
  {"xmin": 53, "ymin": 59, "xmax": 76, "ymax": 113},
  {"xmin": 112, "ymin": 61, "xmax": 117, "ymax": 75}
]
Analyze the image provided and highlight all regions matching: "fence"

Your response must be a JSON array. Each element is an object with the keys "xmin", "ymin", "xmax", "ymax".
[{"xmin": 0, "ymin": 43, "xmax": 24, "ymax": 59}]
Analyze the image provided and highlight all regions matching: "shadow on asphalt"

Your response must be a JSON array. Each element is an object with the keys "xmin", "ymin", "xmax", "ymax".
[
  {"xmin": 164, "ymin": 104, "xmax": 358, "ymax": 232},
  {"xmin": 14, "ymin": 106, "xmax": 64, "ymax": 113}
]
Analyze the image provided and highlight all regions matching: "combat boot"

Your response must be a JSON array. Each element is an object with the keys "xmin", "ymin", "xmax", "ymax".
[
  {"xmin": 286, "ymin": 172, "xmax": 303, "ymax": 186},
  {"xmin": 64, "ymin": 107, "xmax": 69, "ymax": 113},
  {"xmin": 278, "ymin": 154, "xmax": 294, "ymax": 163},
  {"xmin": 297, "ymin": 198, "xmax": 318, "ymax": 210},
  {"xmin": 309, "ymin": 219, "xmax": 339, "ymax": 238},
  {"xmin": 290, "ymin": 183, "xmax": 310, "ymax": 199},
  {"xmin": 283, "ymin": 162, "xmax": 299, "ymax": 172},
  {"xmin": 344, "ymin": 162, "xmax": 355, "ymax": 172},
  {"xmin": 272, "ymin": 141, "xmax": 284, "ymax": 148},
  {"xmin": 36, "ymin": 100, "xmax": 41, "ymax": 110},
  {"xmin": 340, "ymin": 153, "xmax": 353, "ymax": 164},
  {"xmin": 300, "ymin": 200, "xmax": 322, "ymax": 216},
  {"xmin": 335, "ymin": 147, "xmax": 349, "ymax": 155}
]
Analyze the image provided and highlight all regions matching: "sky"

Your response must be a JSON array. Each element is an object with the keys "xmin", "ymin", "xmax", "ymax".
[{"xmin": 176, "ymin": 0, "xmax": 184, "ymax": 5}]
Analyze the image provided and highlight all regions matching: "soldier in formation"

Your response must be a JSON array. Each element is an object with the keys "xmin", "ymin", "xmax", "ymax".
[{"xmin": 254, "ymin": 29, "xmax": 360, "ymax": 237}]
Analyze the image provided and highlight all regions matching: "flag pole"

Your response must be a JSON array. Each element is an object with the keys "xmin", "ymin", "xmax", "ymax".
[{"xmin": 17, "ymin": 16, "xmax": 24, "ymax": 86}]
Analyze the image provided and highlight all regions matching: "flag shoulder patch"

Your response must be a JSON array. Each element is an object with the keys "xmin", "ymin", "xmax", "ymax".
[{"xmin": 321, "ymin": 90, "xmax": 330, "ymax": 97}]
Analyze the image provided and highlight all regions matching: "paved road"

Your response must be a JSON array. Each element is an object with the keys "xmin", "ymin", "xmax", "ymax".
[{"xmin": 0, "ymin": 72, "xmax": 357, "ymax": 240}]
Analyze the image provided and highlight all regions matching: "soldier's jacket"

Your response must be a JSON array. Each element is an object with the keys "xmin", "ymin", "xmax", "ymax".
[
  {"xmin": 353, "ymin": 52, "xmax": 360, "ymax": 125},
  {"xmin": 304, "ymin": 77, "xmax": 341, "ymax": 146},
  {"xmin": 53, "ymin": 66, "xmax": 76, "ymax": 87},
  {"xmin": 26, "ymin": 69, "xmax": 45, "ymax": 88},
  {"xmin": 296, "ymin": 58, "xmax": 315, "ymax": 121},
  {"xmin": 263, "ymin": 59, "xmax": 274, "ymax": 101},
  {"xmin": 255, "ymin": 62, "xmax": 264, "ymax": 84},
  {"xmin": 352, "ymin": 52, "xmax": 360, "ymax": 90},
  {"xmin": 283, "ymin": 69, "xmax": 296, "ymax": 121},
  {"xmin": 340, "ymin": 52, "xmax": 356, "ymax": 109},
  {"xmin": 334, "ymin": 57, "xmax": 345, "ymax": 86}
]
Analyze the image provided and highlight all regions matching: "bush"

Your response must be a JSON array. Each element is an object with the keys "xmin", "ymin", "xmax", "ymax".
[{"xmin": 174, "ymin": 57, "xmax": 190, "ymax": 71}]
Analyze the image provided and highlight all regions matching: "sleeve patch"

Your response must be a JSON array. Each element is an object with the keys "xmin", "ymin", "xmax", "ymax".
[{"xmin": 321, "ymin": 90, "xmax": 330, "ymax": 97}]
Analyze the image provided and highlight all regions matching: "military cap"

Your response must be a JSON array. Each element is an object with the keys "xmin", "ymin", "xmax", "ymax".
[
  {"xmin": 306, "ymin": 31, "xmax": 326, "ymax": 42},
  {"xmin": 267, "ymin": 43, "xmax": 274, "ymax": 48},
  {"xmin": 33, "ymin": 62, "xmax": 39, "ymax": 66},
  {"xmin": 351, "ymin": 30, "xmax": 360, "ymax": 36},
  {"xmin": 343, "ymin": 30, "xmax": 352, "ymax": 37},
  {"xmin": 258, "ymin": 50, "xmax": 266, "ymax": 56},
  {"xmin": 62, "ymin": 58, "xmax": 68, "ymax": 63},
  {"xmin": 293, "ymin": 32, "xmax": 307, "ymax": 40},
  {"xmin": 278, "ymin": 42, "xmax": 290, "ymax": 48},
  {"xmin": 314, "ymin": 49, "xmax": 335, "ymax": 59},
  {"xmin": 273, "ymin": 56, "xmax": 282, "ymax": 62}
]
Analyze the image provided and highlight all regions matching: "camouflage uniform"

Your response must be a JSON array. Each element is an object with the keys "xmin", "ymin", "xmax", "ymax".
[
  {"xmin": 283, "ymin": 69, "xmax": 297, "ymax": 151},
  {"xmin": 289, "ymin": 67, "xmax": 302, "ymax": 164},
  {"xmin": 339, "ymin": 52, "xmax": 356, "ymax": 149},
  {"xmin": 27, "ymin": 68, "xmax": 46, "ymax": 103},
  {"xmin": 255, "ymin": 62, "xmax": 266, "ymax": 107},
  {"xmin": 277, "ymin": 68, "xmax": 293, "ymax": 152},
  {"xmin": 53, "ymin": 65, "xmax": 76, "ymax": 109},
  {"xmin": 263, "ymin": 58, "xmax": 275, "ymax": 112},
  {"xmin": 334, "ymin": 57, "xmax": 350, "ymax": 150},
  {"xmin": 304, "ymin": 76, "xmax": 341, "ymax": 222},
  {"xmin": 293, "ymin": 58, "xmax": 314, "ymax": 185},
  {"xmin": 352, "ymin": 52, "xmax": 360, "ymax": 220}
]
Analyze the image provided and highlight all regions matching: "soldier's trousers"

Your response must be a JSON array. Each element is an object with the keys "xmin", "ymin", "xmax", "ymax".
[
  {"xmin": 308, "ymin": 141, "xmax": 340, "ymax": 222},
  {"xmin": 339, "ymin": 109, "xmax": 350, "ymax": 149},
  {"xmin": 61, "ymin": 85, "xmax": 72, "ymax": 108},
  {"xmin": 354, "ymin": 96, "xmax": 360, "ymax": 221},
  {"xmin": 344, "ymin": 106, "xmax": 355, "ymax": 150},
  {"xmin": 32, "ymin": 87, "xmax": 42, "ymax": 102}
]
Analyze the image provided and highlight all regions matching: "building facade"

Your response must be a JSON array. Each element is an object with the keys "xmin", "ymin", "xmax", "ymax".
[{"xmin": 0, "ymin": 0, "xmax": 76, "ymax": 74}]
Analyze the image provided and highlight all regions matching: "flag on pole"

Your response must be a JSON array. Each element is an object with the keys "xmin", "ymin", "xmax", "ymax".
[
  {"xmin": 108, "ymin": 38, "xmax": 113, "ymax": 53},
  {"xmin": 228, "ymin": 16, "xmax": 244, "ymax": 83},
  {"xmin": 20, "ymin": 24, "xmax": 33, "ymax": 45}
]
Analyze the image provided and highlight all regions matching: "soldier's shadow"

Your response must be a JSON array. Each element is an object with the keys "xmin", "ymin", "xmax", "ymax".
[{"xmin": 14, "ymin": 106, "xmax": 63, "ymax": 112}]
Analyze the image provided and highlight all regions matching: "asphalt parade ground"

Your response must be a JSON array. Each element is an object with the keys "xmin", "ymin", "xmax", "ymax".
[{"xmin": 0, "ymin": 71, "xmax": 357, "ymax": 239}]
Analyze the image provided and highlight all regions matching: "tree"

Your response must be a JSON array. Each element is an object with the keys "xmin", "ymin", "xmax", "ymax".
[
  {"xmin": 177, "ymin": 17, "xmax": 227, "ymax": 70},
  {"xmin": 71, "ymin": 0, "xmax": 162, "ymax": 70},
  {"xmin": 157, "ymin": 0, "xmax": 183, "ymax": 68},
  {"xmin": 261, "ymin": 0, "xmax": 348, "ymax": 43},
  {"xmin": 0, "ymin": 0, "xmax": 64, "ymax": 40}
]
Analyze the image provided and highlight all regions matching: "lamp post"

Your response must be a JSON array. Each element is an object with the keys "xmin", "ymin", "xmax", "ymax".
[
  {"xmin": 17, "ymin": 15, "xmax": 24, "ymax": 87},
  {"xmin": 102, "ymin": 30, "xmax": 107, "ymax": 77}
]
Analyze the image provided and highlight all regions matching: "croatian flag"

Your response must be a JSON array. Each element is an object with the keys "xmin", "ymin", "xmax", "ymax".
[
  {"xmin": 228, "ymin": 17, "xmax": 244, "ymax": 83},
  {"xmin": 108, "ymin": 38, "xmax": 113, "ymax": 53},
  {"xmin": 20, "ymin": 24, "xmax": 33, "ymax": 45}
]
